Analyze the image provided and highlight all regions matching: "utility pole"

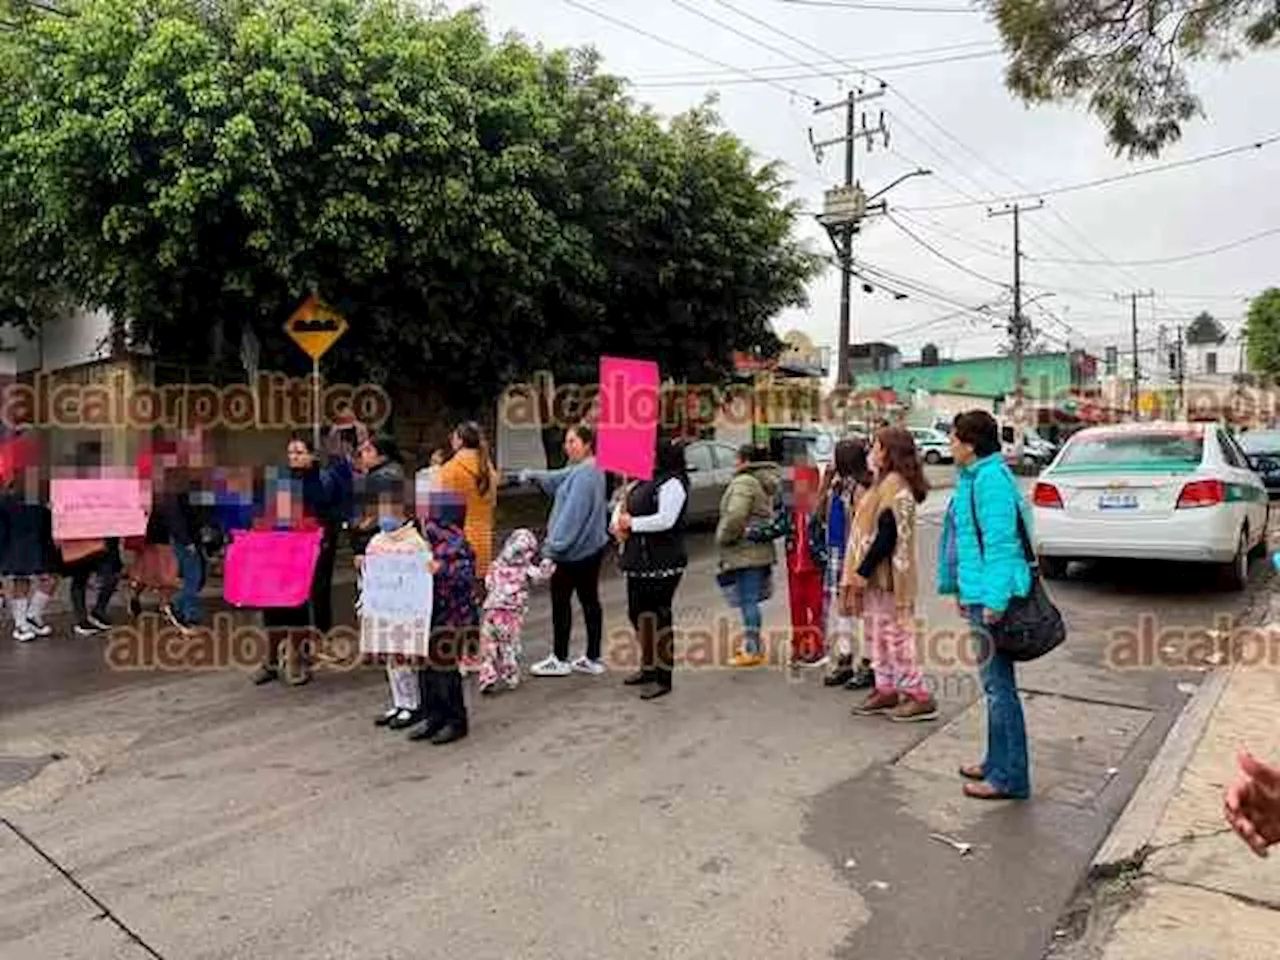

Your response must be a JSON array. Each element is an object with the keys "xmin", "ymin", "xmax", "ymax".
[
  {"xmin": 1175, "ymin": 323, "xmax": 1185, "ymax": 418},
  {"xmin": 988, "ymin": 201, "xmax": 1043, "ymax": 411},
  {"xmin": 1117, "ymin": 291, "xmax": 1156, "ymax": 419},
  {"xmin": 811, "ymin": 87, "xmax": 889, "ymax": 388}
]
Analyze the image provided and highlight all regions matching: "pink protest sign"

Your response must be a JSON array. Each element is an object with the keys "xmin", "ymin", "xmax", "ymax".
[
  {"xmin": 51, "ymin": 477, "xmax": 150, "ymax": 541},
  {"xmin": 223, "ymin": 529, "xmax": 323, "ymax": 608},
  {"xmin": 595, "ymin": 356, "xmax": 659, "ymax": 479}
]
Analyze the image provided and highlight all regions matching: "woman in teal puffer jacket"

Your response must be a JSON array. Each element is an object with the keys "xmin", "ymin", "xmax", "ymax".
[{"xmin": 938, "ymin": 410, "xmax": 1034, "ymax": 800}]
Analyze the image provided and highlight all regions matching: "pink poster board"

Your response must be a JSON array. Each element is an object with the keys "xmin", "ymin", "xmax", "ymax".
[
  {"xmin": 51, "ymin": 477, "xmax": 150, "ymax": 541},
  {"xmin": 596, "ymin": 356, "xmax": 659, "ymax": 480},
  {"xmin": 223, "ymin": 529, "xmax": 323, "ymax": 608}
]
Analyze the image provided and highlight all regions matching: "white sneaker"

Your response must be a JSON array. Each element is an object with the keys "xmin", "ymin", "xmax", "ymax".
[
  {"xmin": 28, "ymin": 619, "xmax": 52, "ymax": 637},
  {"xmin": 572, "ymin": 656, "xmax": 607, "ymax": 676},
  {"xmin": 530, "ymin": 656, "xmax": 573, "ymax": 677},
  {"xmin": 13, "ymin": 623, "xmax": 36, "ymax": 642}
]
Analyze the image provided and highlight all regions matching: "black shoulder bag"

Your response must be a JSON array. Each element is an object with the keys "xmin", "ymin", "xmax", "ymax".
[{"xmin": 970, "ymin": 484, "xmax": 1066, "ymax": 662}]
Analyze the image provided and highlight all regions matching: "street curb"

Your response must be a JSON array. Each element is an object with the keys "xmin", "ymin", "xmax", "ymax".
[{"xmin": 1091, "ymin": 663, "xmax": 1233, "ymax": 872}]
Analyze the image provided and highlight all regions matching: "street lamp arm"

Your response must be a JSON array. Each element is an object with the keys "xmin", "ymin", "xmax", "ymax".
[{"xmin": 867, "ymin": 168, "xmax": 931, "ymax": 202}]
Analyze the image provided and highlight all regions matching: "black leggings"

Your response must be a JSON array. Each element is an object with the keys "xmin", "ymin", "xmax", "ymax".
[
  {"xmin": 626, "ymin": 572, "xmax": 682, "ymax": 689},
  {"xmin": 68, "ymin": 544, "xmax": 122, "ymax": 624},
  {"xmin": 550, "ymin": 549, "xmax": 605, "ymax": 662}
]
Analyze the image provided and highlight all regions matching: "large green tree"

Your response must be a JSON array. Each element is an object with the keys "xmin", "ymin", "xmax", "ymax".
[
  {"xmin": 989, "ymin": 0, "xmax": 1280, "ymax": 157},
  {"xmin": 0, "ymin": 0, "xmax": 818, "ymax": 406},
  {"xmin": 1246, "ymin": 288, "xmax": 1280, "ymax": 380}
]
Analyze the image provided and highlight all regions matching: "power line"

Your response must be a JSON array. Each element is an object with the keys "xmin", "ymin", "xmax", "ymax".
[
  {"xmin": 885, "ymin": 213, "xmax": 1009, "ymax": 288},
  {"xmin": 1027, "ymin": 226, "xmax": 1280, "ymax": 267},
  {"xmin": 848, "ymin": 259, "xmax": 1013, "ymax": 321},
  {"xmin": 882, "ymin": 211, "xmax": 1252, "ymax": 324},
  {"xmin": 666, "ymin": 0, "xmax": 825, "ymax": 99},
  {"xmin": 776, "ymin": 0, "xmax": 982, "ymax": 13},
  {"xmin": 630, "ymin": 48, "xmax": 1001, "ymax": 86},
  {"xmin": 897, "ymin": 132, "xmax": 1280, "ymax": 212},
  {"xmin": 628, "ymin": 39, "xmax": 996, "ymax": 79},
  {"xmin": 559, "ymin": 0, "xmax": 819, "ymax": 103},
  {"xmin": 892, "ymin": 209, "xmax": 1009, "ymax": 258},
  {"xmin": 721, "ymin": 0, "xmax": 1172, "ymax": 306}
]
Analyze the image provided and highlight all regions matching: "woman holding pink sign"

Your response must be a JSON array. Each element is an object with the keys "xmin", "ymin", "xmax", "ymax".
[{"xmin": 249, "ymin": 468, "xmax": 326, "ymax": 687}]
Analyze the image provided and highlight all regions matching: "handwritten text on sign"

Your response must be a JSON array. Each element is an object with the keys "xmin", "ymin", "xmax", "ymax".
[
  {"xmin": 360, "ymin": 549, "xmax": 434, "ymax": 623},
  {"xmin": 51, "ymin": 477, "xmax": 150, "ymax": 541}
]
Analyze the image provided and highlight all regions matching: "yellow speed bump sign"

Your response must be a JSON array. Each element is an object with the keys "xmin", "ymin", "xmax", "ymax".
[{"xmin": 286, "ymin": 295, "xmax": 348, "ymax": 361}]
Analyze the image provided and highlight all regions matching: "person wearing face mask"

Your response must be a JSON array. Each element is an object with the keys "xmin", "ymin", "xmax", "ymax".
[
  {"xmin": 350, "ymin": 435, "xmax": 407, "ymax": 557},
  {"xmin": 364, "ymin": 483, "xmax": 429, "ymax": 731}
]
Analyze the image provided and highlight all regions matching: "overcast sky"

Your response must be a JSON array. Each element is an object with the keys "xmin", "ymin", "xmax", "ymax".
[{"xmin": 447, "ymin": 0, "xmax": 1280, "ymax": 373}]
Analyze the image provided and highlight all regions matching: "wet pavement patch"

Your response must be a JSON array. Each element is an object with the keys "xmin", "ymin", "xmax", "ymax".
[
  {"xmin": 0, "ymin": 754, "xmax": 57, "ymax": 790},
  {"xmin": 896, "ymin": 691, "xmax": 1153, "ymax": 809}
]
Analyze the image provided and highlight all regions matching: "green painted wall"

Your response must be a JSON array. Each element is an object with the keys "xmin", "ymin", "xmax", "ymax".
[{"xmin": 860, "ymin": 353, "xmax": 1080, "ymax": 401}]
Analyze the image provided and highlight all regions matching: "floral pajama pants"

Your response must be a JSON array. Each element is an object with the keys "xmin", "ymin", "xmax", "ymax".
[
  {"xmin": 863, "ymin": 587, "xmax": 929, "ymax": 702},
  {"xmin": 478, "ymin": 608, "xmax": 524, "ymax": 692}
]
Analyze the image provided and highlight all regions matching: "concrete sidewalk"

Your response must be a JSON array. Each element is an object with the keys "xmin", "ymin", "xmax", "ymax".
[{"xmin": 1054, "ymin": 605, "xmax": 1280, "ymax": 958}]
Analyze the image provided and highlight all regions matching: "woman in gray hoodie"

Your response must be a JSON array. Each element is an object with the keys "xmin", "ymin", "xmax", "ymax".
[{"xmin": 517, "ymin": 424, "xmax": 610, "ymax": 677}]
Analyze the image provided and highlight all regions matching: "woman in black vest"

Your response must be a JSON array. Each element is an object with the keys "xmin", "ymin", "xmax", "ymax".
[{"xmin": 611, "ymin": 438, "xmax": 689, "ymax": 700}]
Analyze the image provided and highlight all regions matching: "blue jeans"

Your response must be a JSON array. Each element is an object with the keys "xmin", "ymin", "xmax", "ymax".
[
  {"xmin": 172, "ymin": 543, "xmax": 204, "ymax": 625},
  {"xmin": 969, "ymin": 605, "xmax": 1030, "ymax": 798},
  {"xmin": 726, "ymin": 566, "xmax": 771, "ymax": 655}
]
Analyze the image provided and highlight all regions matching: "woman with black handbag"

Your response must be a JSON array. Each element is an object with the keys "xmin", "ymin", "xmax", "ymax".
[{"xmin": 939, "ymin": 411, "xmax": 1035, "ymax": 801}]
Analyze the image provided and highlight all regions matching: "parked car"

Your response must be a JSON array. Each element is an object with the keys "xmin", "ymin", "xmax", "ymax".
[
  {"xmin": 1024, "ymin": 431, "xmax": 1058, "ymax": 466},
  {"xmin": 1031, "ymin": 421, "xmax": 1268, "ymax": 590},
  {"xmin": 1237, "ymin": 429, "xmax": 1280, "ymax": 498},
  {"xmin": 998, "ymin": 420, "xmax": 1053, "ymax": 471},
  {"xmin": 682, "ymin": 439, "xmax": 740, "ymax": 525},
  {"xmin": 908, "ymin": 427, "xmax": 953, "ymax": 465}
]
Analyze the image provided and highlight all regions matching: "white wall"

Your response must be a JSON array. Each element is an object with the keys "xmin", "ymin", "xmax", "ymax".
[
  {"xmin": 0, "ymin": 307, "xmax": 149, "ymax": 375},
  {"xmin": 1185, "ymin": 338, "xmax": 1246, "ymax": 380}
]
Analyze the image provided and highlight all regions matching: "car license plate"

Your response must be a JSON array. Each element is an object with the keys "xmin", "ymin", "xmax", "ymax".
[{"xmin": 1097, "ymin": 492, "xmax": 1138, "ymax": 510}]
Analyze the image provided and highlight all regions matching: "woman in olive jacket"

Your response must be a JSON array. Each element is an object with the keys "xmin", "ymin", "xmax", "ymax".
[{"xmin": 714, "ymin": 445, "xmax": 780, "ymax": 668}]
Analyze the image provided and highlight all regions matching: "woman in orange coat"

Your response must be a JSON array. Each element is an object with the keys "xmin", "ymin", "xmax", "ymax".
[{"xmin": 436, "ymin": 422, "xmax": 499, "ymax": 577}]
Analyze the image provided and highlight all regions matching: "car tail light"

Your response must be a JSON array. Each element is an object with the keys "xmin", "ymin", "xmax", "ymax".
[
  {"xmin": 1176, "ymin": 479, "xmax": 1224, "ymax": 509},
  {"xmin": 1033, "ymin": 482, "xmax": 1063, "ymax": 509}
]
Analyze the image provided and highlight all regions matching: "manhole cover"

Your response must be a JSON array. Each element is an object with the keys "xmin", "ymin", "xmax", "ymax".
[{"xmin": 0, "ymin": 755, "xmax": 56, "ymax": 790}]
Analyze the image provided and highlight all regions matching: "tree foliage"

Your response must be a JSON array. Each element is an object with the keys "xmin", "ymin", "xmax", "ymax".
[
  {"xmin": 0, "ymin": 0, "xmax": 819, "ymax": 405},
  {"xmin": 1185, "ymin": 311, "xmax": 1226, "ymax": 345},
  {"xmin": 988, "ymin": 0, "xmax": 1280, "ymax": 157},
  {"xmin": 1246, "ymin": 288, "xmax": 1280, "ymax": 380}
]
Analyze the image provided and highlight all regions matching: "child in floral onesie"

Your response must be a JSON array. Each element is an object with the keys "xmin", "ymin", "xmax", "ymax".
[{"xmin": 477, "ymin": 528, "xmax": 554, "ymax": 694}]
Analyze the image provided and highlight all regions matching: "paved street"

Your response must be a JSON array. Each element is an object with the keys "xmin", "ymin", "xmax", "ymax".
[{"xmin": 0, "ymin": 487, "xmax": 1271, "ymax": 960}]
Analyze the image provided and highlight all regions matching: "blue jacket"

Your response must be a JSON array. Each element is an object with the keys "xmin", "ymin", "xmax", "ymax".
[
  {"xmin": 937, "ymin": 453, "xmax": 1033, "ymax": 614},
  {"xmin": 521, "ymin": 459, "xmax": 609, "ymax": 563}
]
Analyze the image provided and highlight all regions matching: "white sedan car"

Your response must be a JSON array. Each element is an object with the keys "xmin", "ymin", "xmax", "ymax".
[{"xmin": 1032, "ymin": 422, "xmax": 1268, "ymax": 590}]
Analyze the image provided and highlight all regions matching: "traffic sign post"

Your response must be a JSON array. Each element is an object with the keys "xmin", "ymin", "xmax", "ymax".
[{"xmin": 285, "ymin": 295, "xmax": 350, "ymax": 448}]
